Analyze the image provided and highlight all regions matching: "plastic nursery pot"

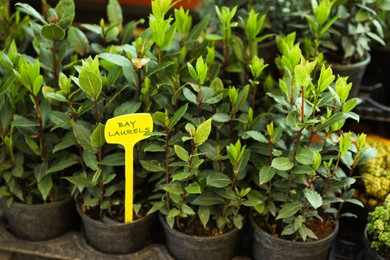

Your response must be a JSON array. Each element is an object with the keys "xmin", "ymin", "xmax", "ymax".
[
  {"xmin": 331, "ymin": 53, "xmax": 371, "ymax": 98},
  {"xmin": 159, "ymin": 213, "xmax": 240, "ymax": 260},
  {"xmin": 249, "ymin": 213, "xmax": 339, "ymax": 260},
  {"xmin": 3, "ymin": 197, "xmax": 78, "ymax": 241},
  {"xmin": 363, "ymin": 225, "xmax": 386, "ymax": 260},
  {"xmin": 76, "ymin": 204, "xmax": 156, "ymax": 255}
]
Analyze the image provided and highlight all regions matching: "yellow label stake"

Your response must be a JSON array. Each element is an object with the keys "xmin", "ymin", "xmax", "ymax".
[{"xmin": 105, "ymin": 113, "xmax": 153, "ymax": 223}]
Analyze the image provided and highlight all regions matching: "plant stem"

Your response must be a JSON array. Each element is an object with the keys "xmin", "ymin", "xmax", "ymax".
[
  {"xmin": 165, "ymin": 125, "xmax": 171, "ymax": 210},
  {"xmin": 32, "ymin": 94, "xmax": 47, "ymax": 162},
  {"xmin": 51, "ymin": 39, "xmax": 59, "ymax": 89}
]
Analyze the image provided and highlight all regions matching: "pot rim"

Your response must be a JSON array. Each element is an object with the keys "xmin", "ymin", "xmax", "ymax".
[
  {"xmin": 76, "ymin": 201, "xmax": 155, "ymax": 227},
  {"xmin": 4, "ymin": 196, "xmax": 73, "ymax": 210},
  {"xmin": 330, "ymin": 52, "xmax": 371, "ymax": 69}
]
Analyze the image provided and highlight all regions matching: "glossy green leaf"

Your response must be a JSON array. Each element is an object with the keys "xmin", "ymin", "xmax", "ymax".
[
  {"xmin": 46, "ymin": 156, "xmax": 78, "ymax": 174},
  {"xmin": 68, "ymin": 26, "xmax": 90, "ymax": 55},
  {"xmin": 38, "ymin": 175, "xmax": 53, "ymax": 202},
  {"xmin": 185, "ymin": 183, "xmax": 201, "ymax": 194},
  {"xmin": 259, "ymin": 166, "xmax": 276, "ymax": 185},
  {"xmin": 41, "ymin": 23, "xmax": 65, "ymax": 41},
  {"xmin": 304, "ymin": 189, "xmax": 322, "ymax": 209},
  {"xmin": 99, "ymin": 53, "xmax": 132, "ymax": 67},
  {"xmin": 271, "ymin": 157, "xmax": 294, "ymax": 171},
  {"xmin": 206, "ymin": 172, "xmax": 231, "ymax": 188},
  {"xmin": 101, "ymin": 153, "xmax": 125, "ymax": 166},
  {"xmin": 90, "ymin": 123, "xmax": 105, "ymax": 147},
  {"xmin": 164, "ymin": 182, "xmax": 184, "ymax": 195},
  {"xmin": 276, "ymin": 202, "xmax": 302, "ymax": 220},
  {"xmin": 194, "ymin": 118, "xmax": 212, "ymax": 146},
  {"xmin": 71, "ymin": 121, "xmax": 97, "ymax": 154},
  {"xmin": 198, "ymin": 206, "xmax": 210, "ymax": 227},
  {"xmin": 174, "ymin": 145, "xmax": 189, "ymax": 162},
  {"xmin": 193, "ymin": 191, "xmax": 224, "ymax": 206},
  {"xmin": 107, "ymin": 0, "xmax": 123, "ymax": 26},
  {"xmin": 168, "ymin": 103, "xmax": 188, "ymax": 129}
]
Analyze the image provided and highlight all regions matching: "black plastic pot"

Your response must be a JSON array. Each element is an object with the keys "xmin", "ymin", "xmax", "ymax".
[
  {"xmin": 331, "ymin": 54, "xmax": 371, "ymax": 98},
  {"xmin": 76, "ymin": 204, "xmax": 156, "ymax": 255},
  {"xmin": 159, "ymin": 213, "xmax": 240, "ymax": 260},
  {"xmin": 3, "ymin": 197, "xmax": 78, "ymax": 241},
  {"xmin": 363, "ymin": 226, "xmax": 386, "ymax": 260},
  {"xmin": 249, "ymin": 213, "xmax": 339, "ymax": 260}
]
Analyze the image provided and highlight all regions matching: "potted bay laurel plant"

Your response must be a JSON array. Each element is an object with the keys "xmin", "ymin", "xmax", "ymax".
[
  {"xmin": 245, "ymin": 33, "xmax": 377, "ymax": 260},
  {"xmin": 137, "ymin": 1, "xmax": 268, "ymax": 259},
  {"xmin": 0, "ymin": 0, "xmax": 80, "ymax": 241},
  {"xmin": 364, "ymin": 193, "xmax": 390, "ymax": 260},
  {"xmin": 57, "ymin": 0, "xmax": 160, "ymax": 254}
]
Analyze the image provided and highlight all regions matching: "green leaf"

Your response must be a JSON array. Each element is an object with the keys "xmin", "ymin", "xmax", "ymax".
[
  {"xmin": 46, "ymin": 156, "xmax": 78, "ymax": 174},
  {"xmin": 192, "ymin": 191, "xmax": 224, "ymax": 206},
  {"xmin": 172, "ymin": 172, "xmax": 191, "ymax": 181},
  {"xmin": 259, "ymin": 166, "xmax": 276, "ymax": 185},
  {"xmin": 276, "ymin": 202, "xmax": 302, "ymax": 220},
  {"xmin": 271, "ymin": 157, "xmax": 294, "ymax": 171},
  {"xmin": 68, "ymin": 26, "xmax": 90, "ymax": 55},
  {"xmin": 107, "ymin": 0, "xmax": 123, "ymax": 26},
  {"xmin": 294, "ymin": 64, "xmax": 309, "ymax": 87},
  {"xmin": 206, "ymin": 172, "xmax": 231, "ymax": 188},
  {"xmin": 41, "ymin": 23, "xmax": 65, "ymax": 41},
  {"xmin": 99, "ymin": 53, "xmax": 132, "ymax": 67},
  {"xmin": 174, "ymin": 145, "xmax": 189, "ymax": 162},
  {"xmin": 103, "ymin": 174, "xmax": 116, "ymax": 185},
  {"xmin": 299, "ymin": 225, "xmax": 318, "ymax": 241},
  {"xmin": 167, "ymin": 208, "xmax": 181, "ymax": 218},
  {"xmin": 91, "ymin": 123, "xmax": 105, "ymax": 147},
  {"xmin": 164, "ymin": 182, "xmax": 184, "ymax": 195},
  {"xmin": 12, "ymin": 115, "xmax": 39, "ymax": 127},
  {"xmin": 183, "ymin": 87, "xmax": 197, "ymax": 104},
  {"xmin": 168, "ymin": 103, "xmax": 188, "ymax": 129},
  {"xmin": 101, "ymin": 153, "xmax": 125, "ymax": 166},
  {"xmin": 181, "ymin": 204, "xmax": 195, "ymax": 215},
  {"xmin": 38, "ymin": 175, "xmax": 53, "ymax": 202},
  {"xmin": 64, "ymin": 174, "xmax": 96, "ymax": 188},
  {"xmin": 293, "ymin": 165, "xmax": 315, "ymax": 175},
  {"xmin": 71, "ymin": 121, "xmax": 97, "ymax": 154},
  {"xmin": 185, "ymin": 183, "xmax": 201, "ymax": 194},
  {"xmin": 198, "ymin": 206, "xmax": 210, "ymax": 227},
  {"xmin": 55, "ymin": 0, "xmax": 75, "ymax": 29},
  {"xmin": 246, "ymin": 130, "xmax": 268, "ymax": 143},
  {"xmin": 194, "ymin": 118, "xmax": 212, "ymax": 146},
  {"xmin": 304, "ymin": 189, "xmax": 322, "ymax": 209},
  {"xmin": 296, "ymin": 147, "xmax": 315, "ymax": 165},
  {"xmin": 113, "ymin": 101, "xmax": 141, "ymax": 117},
  {"xmin": 15, "ymin": 3, "xmax": 47, "ymax": 24},
  {"xmin": 83, "ymin": 150, "xmax": 99, "ymax": 171},
  {"xmin": 78, "ymin": 62, "xmax": 102, "ymax": 99},
  {"xmin": 140, "ymin": 160, "xmax": 164, "ymax": 172},
  {"xmin": 212, "ymin": 113, "xmax": 230, "ymax": 123}
]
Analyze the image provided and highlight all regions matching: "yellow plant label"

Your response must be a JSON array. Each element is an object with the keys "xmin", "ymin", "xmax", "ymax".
[{"xmin": 105, "ymin": 113, "xmax": 153, "ymax": 223}]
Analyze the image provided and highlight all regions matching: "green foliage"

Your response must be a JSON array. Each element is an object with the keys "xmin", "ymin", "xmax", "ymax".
[
  {"xmin": 367, "ymin": 194, "xmax": 390, "ymax": 257},
  {"xmin": 247, "ymin": 34, "xmax": 375, "ymax": 241},
  {"xmin": 323, "ymin": 0, "xmax": 386, "ymax": 63},
  {"xmin": 0, "ymin": 42, "xmax": 78, "ymax": 205}
]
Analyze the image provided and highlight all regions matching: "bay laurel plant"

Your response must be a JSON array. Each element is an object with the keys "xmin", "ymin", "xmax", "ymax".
[
  {"xmin": 0, "ymin": 41, "xmax": 79, "ymax": 206},
  {"xmin": 0, "ymin": 0, "xmax": 83, "ymax": 206},
  {"xmin": 136, "ymin": 0, "xmax": 271, "ymax": 235},
  {"xmin": 247, "ymin": 33, "xmax": 376, "ymax": 241}
]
